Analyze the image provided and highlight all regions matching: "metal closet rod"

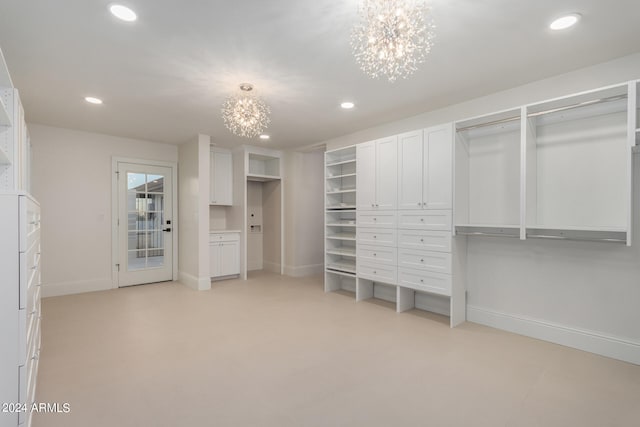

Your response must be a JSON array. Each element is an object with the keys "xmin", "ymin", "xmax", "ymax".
[{"xmin": 456, "ymin": 94, "xmax": 627, "ymax": 133}]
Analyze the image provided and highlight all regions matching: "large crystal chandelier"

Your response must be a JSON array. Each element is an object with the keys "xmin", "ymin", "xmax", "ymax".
[
  {"xmin": 221, "ymin": 83, "xmax": 271, "ymax": 138},
  {"xmin": 351, "ymin": 0, "xmax": 435, "ymax": 82}
]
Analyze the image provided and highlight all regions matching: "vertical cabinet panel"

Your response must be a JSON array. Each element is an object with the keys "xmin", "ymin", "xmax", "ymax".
[
  {"xmin": 375, "ymin": 136, "xmax": 398, "ymax": 210},
  {"xmin": 356, "ymin": 141, "xmax": 376, "ymax": 210},
  {"xmin": 210, "ymin": 148, "xmax": 233, "ymax": 206},
  {"xmin": 424, "ymin": 125, "xmax": 453, "ymax": 209},
  {"xmin": 209, "ymin": 243, "xmax": 222, "ymax": 277},
  {"xmin": 398, "ymin": 131, "xmax": 423, "ymax": 210}
]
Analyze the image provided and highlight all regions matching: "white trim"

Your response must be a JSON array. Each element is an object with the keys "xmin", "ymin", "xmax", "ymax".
[
  {"xmin": 42, "ymin": 279, "xmax": 112, "ymax": 298},
  {"xmin": 111, "ymin": 157, "xmax": 179, "ymax": 288},
  {"xmin": 283, "ymin": 263, "xmax": 324, "ymax": 277},
  {"xmin": 178, "ymin": 271, "xmax": 211, "ymax": 291},
  {"xmin": 467, "ymin": 305, "xmax": 640, "ymax": 365}
]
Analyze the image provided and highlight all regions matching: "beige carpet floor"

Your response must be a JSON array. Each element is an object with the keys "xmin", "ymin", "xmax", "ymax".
[{"xmin": 34, "ymin": 271, "xmax": 640, "ymax": 426}]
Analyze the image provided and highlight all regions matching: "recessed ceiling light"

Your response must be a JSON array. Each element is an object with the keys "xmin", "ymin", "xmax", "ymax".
[
  {"xmin": 259, "ymin": 134, "xmax": 270, "ymax": 140},
  {"xmin": 341, "ymin": 102, "xmax": 355, "ymax": 109},
  {"xmin": 109, "ymin": 4, "xmax": 137, "ymax": 22},
  {"xmin": 549, "ymin": 13, "xmax": 581, "ymax": 30},
  {"xmin": 84, "ymin": 96, "xmax": 103, "ymax": 105}
]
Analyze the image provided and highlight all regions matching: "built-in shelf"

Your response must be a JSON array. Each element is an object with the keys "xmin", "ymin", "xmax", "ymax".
[
  {"xmin": 246, "ymin": 173, "xmax": 280, "ymax": 182},
  {"xmin": 326, "ymin": 173, "xmax": 356, "ymax": 180},
  {"xmin": 326, "ymin": 223, "xmax": 356, "ymax": 227},
  {"xmin": 526, "ymin": 226, "xmax": 627, "ymax": 243},
  {"xmin": 326, "ymin": 248, "xmax": 356, "ymax": 257},
  {"xmin": 326, "ymin": 205, "xmax": 356, "ymax": 210},
  {"xmin": 326, "ymin": 260, "xmax": 356, "ymax": 275},
  {"xmin": 455, "ymin": 224, "xmax": 520, "ymax": 238},
  {"xmin": 326, "ymin": 233, "xmax": 356, "ymax": 241},
  {"xmin": 326, "ymin": 159, "xmax": 356, "ymax": 167},
  {"xmin": 325, "ymin": 269, "xmax": 357, "ymax": 279},
  {"xmin": 326, "ymin": 189, "xmax": 356, "ymax": 195}
]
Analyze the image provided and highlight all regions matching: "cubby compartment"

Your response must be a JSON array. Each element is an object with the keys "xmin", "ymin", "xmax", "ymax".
[
  {"xmin": 356, "ymin": 278, "xmax": 397, "ymax": 305},
  {"xmin": 454, "ymin": 108, "xmax": 522, "ymax": 235},
  {"xmin": 247, "ymin": 153, "xmax": 280, "ymax": 181},
  {"xmin": 324, "ymin": 270, "xmax": 356, "ymax": 294},
  {"xmin": 524, "ymin": 83, "xmax": 631, "ymax": 244}
]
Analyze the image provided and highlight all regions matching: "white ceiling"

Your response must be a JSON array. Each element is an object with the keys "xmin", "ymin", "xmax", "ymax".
[{"xmin": 1, "ymin": 0, "xmax": 639, "ymax": 149}]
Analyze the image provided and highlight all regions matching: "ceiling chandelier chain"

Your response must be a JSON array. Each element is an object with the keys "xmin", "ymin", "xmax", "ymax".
[
  {"xmin": 351, "ymin": 0, "xmax": 435, "ymax": 82},
  {"xmin": 221, "ymin": 83, "xmax": 271, "ymax": 138}
]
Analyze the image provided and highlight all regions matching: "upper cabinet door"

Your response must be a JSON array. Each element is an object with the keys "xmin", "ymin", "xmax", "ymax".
[
  {"xmin": 357, "ymin": 141, "xmax": 376, "ymax": 210},
  {"xmin": 424, "ymin": 124, "xmax": 453, "ymax": 210},
  {"xmin": 398, "ymin": 130, "xmax": 424, "ymax": 210},
  {"xmin": 375, "ymin": 136, "xmax": 398, "ymax": 210},
  {"xmin": 211, "ymin": 149, "xmax": 233, "ymax": 206}
]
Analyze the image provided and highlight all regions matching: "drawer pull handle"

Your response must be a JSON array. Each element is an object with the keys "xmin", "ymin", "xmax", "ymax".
[
  {"xmin": 420, "ymin": 218, "xmax": 424, "ymax": 222},
  {"xmin": 417, "ymin": 202, "xmax": 421, "ymax": 206},
  {"xmin": 373, "ymin": 253, "xmax": 376, "ymax": 256},
  {"xmin": 420, "ymin": 279, "xmax": 424, "ymax": 283},
  {"xmin": 420, "ymin": 259, "xmax": 424, "ymax": 262},
  {"xmin": 373, "ymin": 271, "xmax": 376, "ymax": 274},
  {"xmin": 373, "ymin": 218, "xmax": 377, "ymax": 221},
  {"xmin": 373, "ymin": 235, "xmax": 377, "ymax": 239},
  {"xmin": 420, "ymin": 238, "xmax": 424, "ymax": 242}
]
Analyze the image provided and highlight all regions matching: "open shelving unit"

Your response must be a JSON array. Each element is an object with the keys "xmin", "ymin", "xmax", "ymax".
[
  {"xmin": 246, "ymin": 153, "xmax": 280, "ymax": 182},
  {"xmin": 454, "ymin": 108, "xmax": 522, "ymax": 237},
  {"xmin": 325, "ymin": 145, "xmax": 358, "ymax": 294}
]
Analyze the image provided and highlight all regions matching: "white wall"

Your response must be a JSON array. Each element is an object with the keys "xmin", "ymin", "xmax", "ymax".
[
  {"xmin": 283, "ymin": 150, "xmax": 325, "ymax": 277},
  {"xmin": 29, "ymin": 124, "xmax": 178, "ymax": 296},
  {"xmin": 178, "ymin": 134, "xmax": 211, "ymax": 290},
  {"xmin": 322, "ymin": 53, "xmax": 640, "ymax": 363}
]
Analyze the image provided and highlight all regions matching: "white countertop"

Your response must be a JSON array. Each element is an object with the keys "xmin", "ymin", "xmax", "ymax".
[{"xmin": 210, "ymin": 229, "xmax": 241, "ymax": 234}]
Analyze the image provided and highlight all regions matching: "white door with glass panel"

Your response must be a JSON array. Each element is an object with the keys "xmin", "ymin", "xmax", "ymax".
[{"xmin": 117, "ymin": 162, "xmax": 174, "ymax": 286}]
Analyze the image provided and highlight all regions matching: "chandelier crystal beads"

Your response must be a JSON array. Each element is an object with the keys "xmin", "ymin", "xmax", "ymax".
[
  {"xmin": 222, "ymin": 83, "xmax": 271, "ymax": 138},
  {"xmin": 351, "ymin": 0, "xmax": 435, "ymax": 82}
]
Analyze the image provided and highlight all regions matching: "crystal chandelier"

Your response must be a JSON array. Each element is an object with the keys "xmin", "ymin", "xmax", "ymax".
[
  {"xmin": 221, "ymin": 83, "xmax": 271, "ymax": 138},
  {"xmin": 351, "ymin": 0, "xmax": 435, "ymax": 82}
]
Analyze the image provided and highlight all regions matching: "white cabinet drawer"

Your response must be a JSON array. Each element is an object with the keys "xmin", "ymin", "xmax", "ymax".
[
  {"xmin": 209, "ymin": 232, "xmax": 240, "ymax": 243},
  {"xmin": 357, "ymin": 227, "xmax": 397, "ymax": 247},
  {"xmin": 358, "ymin": 263, "xmax": 397, "ymax": 284},
  {"xmin": 357, "ymin": 211, "xmax": 397, "ymax": 228},
  {"xmin": 357, "ymin": 244, "xmax": 397, "ymax": 266},
  {"xmin": 398, "ymin": 268, "xmax": 452, "ymax": 296},
  {"xmin": 397, "ymin": 209, "xmax": 452, "ymax": 231},
  {"xmin": 397, "ymin": 230, "xmax": 452, "ymax": 252},
  {"xmin": 397, "ymin": 248, "xmax": 452, "ymax": 274}
]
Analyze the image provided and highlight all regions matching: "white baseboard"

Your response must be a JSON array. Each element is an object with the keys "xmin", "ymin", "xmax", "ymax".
[
  {"xmin": 178, "ymin": 271, "xmax": 211, "ymax": 291},
  {"xmin": 284, "ymin": 263, "xmax": 324, "ymax": 277},
  {"xmin": 42, "ymin": 278, "xmax": 114, "ymax": 298},
  {"xmin": 467, "ymin": 305, "xmax": 640, "ymax": 365}
]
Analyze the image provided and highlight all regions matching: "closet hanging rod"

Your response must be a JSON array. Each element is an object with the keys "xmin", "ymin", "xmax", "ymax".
[
  {"xmin": 455, "ymin": 231, "xmax": 519, "ymax": 238},
  {"xmin": 456, "ymin": 94, "xmax": 627, "ymax": 133},
  {"xmin": 527, "ymin": 234, "xmax": 626, "ymax": 243}
]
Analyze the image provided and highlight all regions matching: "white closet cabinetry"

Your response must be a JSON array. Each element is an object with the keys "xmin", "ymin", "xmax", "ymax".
[
  {"xmin": 0, "ymin": 193, "xmax": 41, "ymax": 427},
  {"xmin": 398, "ymin": 125, "xmax": 452, "ymax": 210},
  {"xmin": 209, "ymin": 232, "xmax": 240, "ymax": 279},
  {"xmin": 356, "ymin": 136, "xmax": 397, "ymax": 210},
  {"xmin": 210, "ymin": 147, "xmax": 232, "ymax": 206}
]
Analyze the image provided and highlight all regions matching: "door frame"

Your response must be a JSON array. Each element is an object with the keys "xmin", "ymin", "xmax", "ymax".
[{"xmin": 111, "ymin": 157, "xmax": 179, "ymax": 288}]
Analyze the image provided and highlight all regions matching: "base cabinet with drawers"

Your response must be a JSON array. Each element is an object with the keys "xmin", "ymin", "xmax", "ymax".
[
  {"xmin": 0, "ymin": 193, "xmax": 41, "ymax": 427},
  {"xmin": 209, "ymin": 232, "xmax": 240, "ymax": 280}
]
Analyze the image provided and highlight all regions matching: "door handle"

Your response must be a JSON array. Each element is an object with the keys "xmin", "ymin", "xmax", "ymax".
[{"xmin": 162, "ymin": 228, "xmax": 172, "ymax": 232}]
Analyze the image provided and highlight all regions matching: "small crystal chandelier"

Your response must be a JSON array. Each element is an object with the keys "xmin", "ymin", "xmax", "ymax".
[
  {"xmin": 221, "ymin": 83, "xmax": 271, "ymax": 138},
  {"xmin": 351, "ymin": 0, "xmax": 435, "ymax": 82}
]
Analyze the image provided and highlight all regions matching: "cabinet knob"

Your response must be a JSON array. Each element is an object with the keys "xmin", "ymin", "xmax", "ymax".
[
  {"xmin": 417, "ymin": 203, "xmax": 421, "ymax": 206},
  {"xmin": 373, "ymin": 235, "xmax": 377, "ymax": 239},
  {"xmin": 420, "ymin": 259, "xmax": 424, "ymax": 262},
  {"xmin": 373, "ymin": 253, "xmax": 377, "ymax": 256},
  {"xmin": 420, "ymin": 218, "xmax": 424, "ymax": 222},
  {"xmin": 373, "ymin": 217, "xmax": 377, "ymax": 221},
  {"xmin": 420, "ymin": 279, "xmax": 424, "ymax": 283},
  {"xmin": 373, "ymin": 271, "xmax": 377, "ymax": 274},
  {"xmin": 420, "ymin": 238, "xmax": 424, "ymax": 242},
  {"xmin": 371, "ymin": 203, "xmax": 375, "ymax": 207}
]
